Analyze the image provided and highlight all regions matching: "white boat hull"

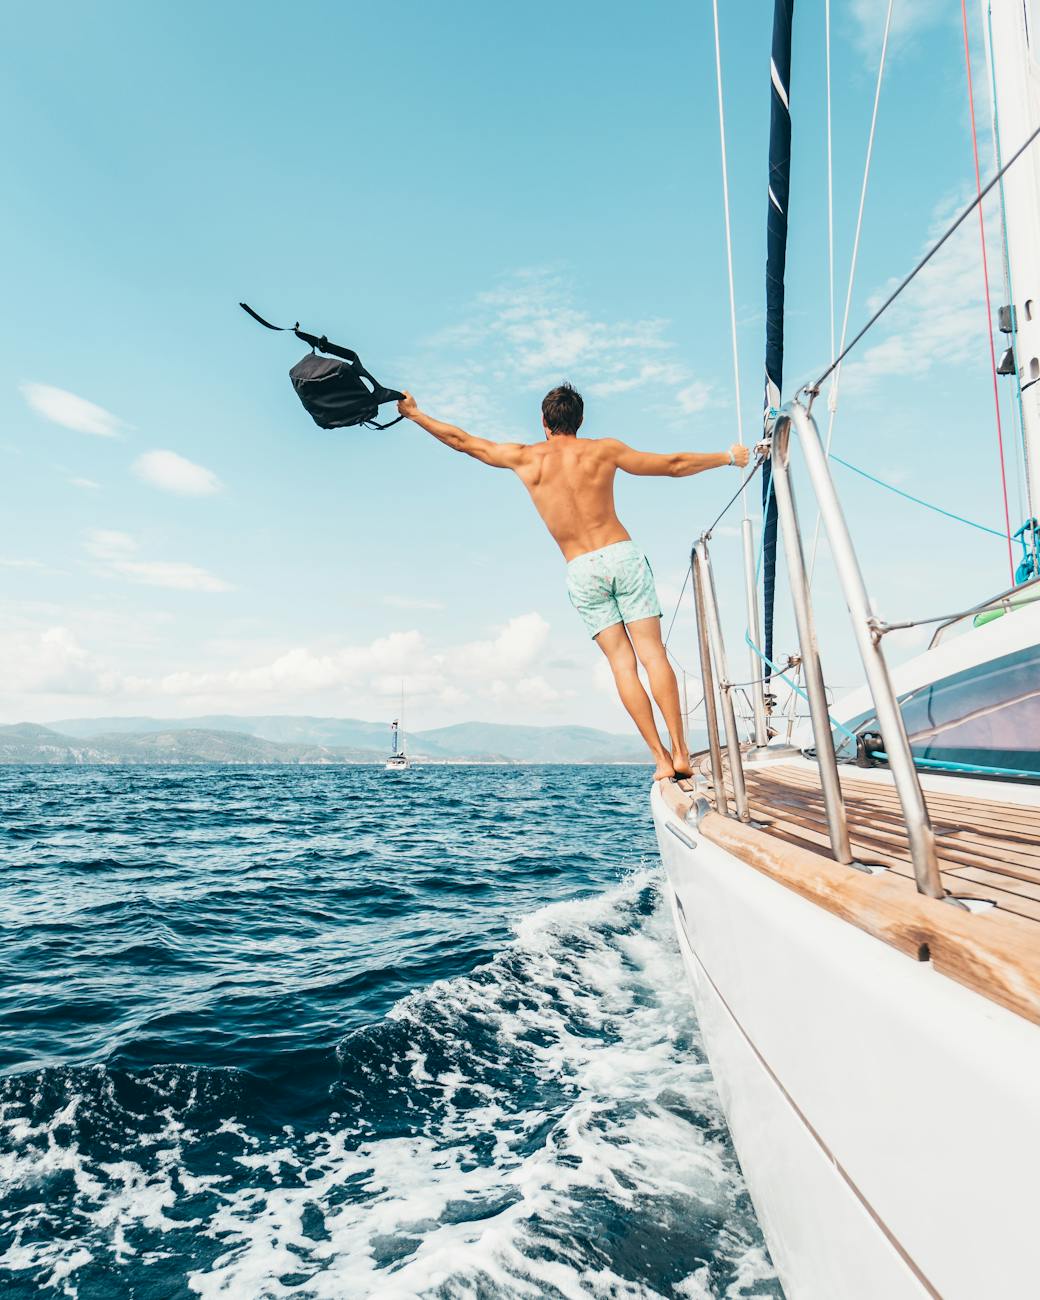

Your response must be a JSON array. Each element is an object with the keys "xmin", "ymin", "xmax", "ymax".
[{"xmin": 651, "ymin": 782, "xmax": 1040, "ymax": 1300}]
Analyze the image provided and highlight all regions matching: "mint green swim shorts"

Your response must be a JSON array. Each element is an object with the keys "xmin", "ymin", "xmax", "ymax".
[{"xmin": 566, "ymin": 539, "xmax": 662, "ymax": 639}]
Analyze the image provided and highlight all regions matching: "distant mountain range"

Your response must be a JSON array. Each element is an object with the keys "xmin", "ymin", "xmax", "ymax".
[{"xmin": 0, "ymin": 715, "xmax": 691, "ymax": 766}]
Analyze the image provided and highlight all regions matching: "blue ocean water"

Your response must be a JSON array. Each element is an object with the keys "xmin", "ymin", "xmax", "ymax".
[{"xmin": 0, "ymin": 765, "xmax": 780, "ymax": 1299}]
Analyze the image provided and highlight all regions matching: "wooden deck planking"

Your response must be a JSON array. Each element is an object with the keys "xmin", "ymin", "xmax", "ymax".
[
  {"xmin": 659, "ymin": 774, "xmax": 1040, "ymax": 1024},
  {"xmin": 698, "ymin": 756, "xmax": 1040, "ymax": 927}
]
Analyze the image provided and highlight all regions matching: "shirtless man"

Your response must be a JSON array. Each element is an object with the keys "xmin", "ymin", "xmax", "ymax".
[{"xmin": 397, "ymin": 383, "xmax": 750, "ymax": 780}]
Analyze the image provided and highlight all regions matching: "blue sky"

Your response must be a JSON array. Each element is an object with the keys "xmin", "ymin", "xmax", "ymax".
[{"xmin": 1, "ymin": 0, "xmax": 1024, "ymax": 733}]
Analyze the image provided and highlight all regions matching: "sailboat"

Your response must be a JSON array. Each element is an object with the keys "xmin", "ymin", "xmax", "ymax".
[
  {"xmin": 652, "ymin": 5, "xmax": 1040, "ymax": 1299},
  {"xmin": 384, "ymin": 685, "xmax": 410, "ymax": 771}
]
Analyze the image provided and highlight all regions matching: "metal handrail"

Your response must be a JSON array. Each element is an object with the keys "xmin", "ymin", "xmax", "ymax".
[
  {"xmin": 691, "ymin": 541, "xmax": 729, "ymax": 816},
  {"xmin": 777, "ymin": 400, "xmax": 943, "ymax": 898},
  {"xmin": 694, "ymin": 537, "xmax": 750, "ymax": 821},
  {"xmin": 769, "ymin": 418, "xmax": 854, "ymax": 866},
  {"xmin": 927, "ymin": 573, "xmax": 1040, "ymax": 648},
  {"xmin": 741, "ymin": 518, "xmax": 771, "ymax": 747}
]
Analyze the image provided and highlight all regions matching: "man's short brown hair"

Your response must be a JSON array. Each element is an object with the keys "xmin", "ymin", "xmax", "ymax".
[{"xmin": 541, "ymin": 383, "xmax": 584, "ymax": 435}]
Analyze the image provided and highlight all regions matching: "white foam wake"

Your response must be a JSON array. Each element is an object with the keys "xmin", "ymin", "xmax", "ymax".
[
  {"xmin": 188, "ymin": 868, "xmax": 778, "ymax": 1298},
  {"xmin": 0, "ymin": 867, "xmax": 779, "ymax": 1298}
]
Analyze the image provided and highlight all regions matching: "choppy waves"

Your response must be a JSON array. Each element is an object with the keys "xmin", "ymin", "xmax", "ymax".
[{"xmin": 0, "ymin": 767, "xmax": 779, "ymax": 1298}]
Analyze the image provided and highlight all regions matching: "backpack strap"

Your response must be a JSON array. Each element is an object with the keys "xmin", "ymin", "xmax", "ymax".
[
  {"xmin": 240, "ymin": 302, "xmax": 293, "ymax": 331},
  {"xmin": 241, "ymin": 302, "xmax": 405, "ymax": 412}
]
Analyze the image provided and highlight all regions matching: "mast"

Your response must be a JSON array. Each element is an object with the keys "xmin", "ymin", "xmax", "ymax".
[
  {"xmin": 984, "ymin": 0, "xmax": 1040, "ymax": 564},
  {"xmin": 761, "ymin": 0, "xmax": 795, "ymax": 681}
]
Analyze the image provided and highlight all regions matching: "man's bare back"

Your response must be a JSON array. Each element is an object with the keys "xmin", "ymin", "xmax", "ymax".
[{"xmin": 396, "ymin": 382, "xmax": 749, "ymax": 780}]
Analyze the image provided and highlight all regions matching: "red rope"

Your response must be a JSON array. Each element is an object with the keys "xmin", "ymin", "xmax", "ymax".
[{"xmin": 961, "ymin": 0, "xmax": 1016, "ymax": 583}]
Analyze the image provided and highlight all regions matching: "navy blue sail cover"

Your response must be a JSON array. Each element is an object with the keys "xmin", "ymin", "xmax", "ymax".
[{"xmin": 762, "ymin": 0, "xmax": 794, "ymax": 682}]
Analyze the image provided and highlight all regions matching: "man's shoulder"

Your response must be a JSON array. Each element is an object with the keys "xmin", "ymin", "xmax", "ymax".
[{"xmin": 579, "ymin": 436, "xmax": 625, "ymax": 458}]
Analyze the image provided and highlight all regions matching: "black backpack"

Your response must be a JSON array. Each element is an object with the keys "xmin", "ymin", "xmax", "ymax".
[{"xmin": 241, "ymin": 303, "xmax": 404, "ymax": 430}]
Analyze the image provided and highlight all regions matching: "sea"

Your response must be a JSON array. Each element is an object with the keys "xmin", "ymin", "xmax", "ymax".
[{"xmin": 0, "ymin": 764, "xmax": 782, "ymax": 1300}]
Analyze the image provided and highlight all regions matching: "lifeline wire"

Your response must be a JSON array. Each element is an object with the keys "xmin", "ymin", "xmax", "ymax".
[
  {"xmin": 663, "ymin": 565, "xmax": 692, "ymax": 656},
  {"xmin": 809, "ymin": 118, "xmax": 1040, "ymax": 394},
  {"xmin": 705, "ymin": 456, "xmax": 765, "ymax": 536},
  {"xmin": 961, "ymin": 0, "xmax": 1016, "ymax": 583}
]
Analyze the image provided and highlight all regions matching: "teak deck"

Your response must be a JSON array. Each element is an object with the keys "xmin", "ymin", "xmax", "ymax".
[
  {"xmin": 726, "ymin": 760, "xmax": 1040, "ymax": 926},
  {"xmin": 661, "ymin": 756, "xmax": 1040, "ymax": 1025}
]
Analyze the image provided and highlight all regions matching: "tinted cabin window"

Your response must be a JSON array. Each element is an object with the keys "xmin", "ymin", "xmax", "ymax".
[{"xmin": 846, "ymin": 645, "xmax": 1040, "ymax": 778}]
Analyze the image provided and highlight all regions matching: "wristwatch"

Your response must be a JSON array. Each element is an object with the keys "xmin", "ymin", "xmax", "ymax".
[{"xmin": 728, "ymin": 448, "xmax": 736, "ymax": 466}]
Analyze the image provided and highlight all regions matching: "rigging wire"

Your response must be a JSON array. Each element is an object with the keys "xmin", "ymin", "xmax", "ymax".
[
  {"xmin": 825, "ymin": 0, "xmax": 835, "ymax": 385},
  {"xmin": 961, "ymin": 0, "xmax": 1016, "ymax": 583},
  {"xmin": 806, "ymin": 0, "xmax": 894, "ymax": 583},
  {"xmin": 705, "ymin": 457, "xmax": 765, "ymax": 537},
  {"xmin": 808, "ymin": 118, "xmax": 1040, "ymax": 394},
  {"xmin": 710, "ymin": 0, "xmax": 748, "ymax": 517}
]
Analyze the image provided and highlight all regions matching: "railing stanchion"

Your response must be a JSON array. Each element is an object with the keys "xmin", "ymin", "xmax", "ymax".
[
  {"xmin": 769, "ymin": 418, "xmax": 854, "ymax": 864},
  {"xmin": 696, "ymin": 537, "xmax": 751, "ymax": 821},
  {"xmin": 691, "ymin": 542, "xmax": 729, "ymax": 816},
  {"xmin": 741, "ymin": 517, "xmax": 771, "ymax": 748}
]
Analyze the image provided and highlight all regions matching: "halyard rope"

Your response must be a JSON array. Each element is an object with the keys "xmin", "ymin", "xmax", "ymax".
[
  {"xmin": 710, "ymin": 0, "xmax": 749, "ymax": 517},
  {"xmin": 962, "ymin": 0, "xmax": 1016, "ymax": 583}
]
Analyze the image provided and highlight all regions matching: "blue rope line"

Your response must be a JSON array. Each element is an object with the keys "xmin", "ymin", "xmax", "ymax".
[
  {"xmin": 874, "ymin": 751, "xmax": 1038, "ymax": 780},
  {"xmin": 742, "ymin": 631, "xmax": 859, "ymax": 741},
  {"xmin": 829, "ymin": 454, "xmax": 1007, "ymax": 539}
]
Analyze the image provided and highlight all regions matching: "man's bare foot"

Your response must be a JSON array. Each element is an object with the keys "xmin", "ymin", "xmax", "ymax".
[
  {"xmin": 653, "ymin": 756, "xmax": 676, "ymax": 781},
  {"xmin": 671, "ymin": 749, "xmax": 693, "ymax": 779}
]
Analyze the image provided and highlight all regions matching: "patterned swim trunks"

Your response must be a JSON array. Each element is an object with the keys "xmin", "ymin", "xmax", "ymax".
[{"xmin": 566, "ymin": 539, "xmax": 662, "ymax": 639}]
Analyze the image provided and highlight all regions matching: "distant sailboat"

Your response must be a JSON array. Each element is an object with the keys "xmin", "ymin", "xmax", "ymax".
[{"xmin": 384, "ymin": 684, "xmax": 410, "ymax": 771}]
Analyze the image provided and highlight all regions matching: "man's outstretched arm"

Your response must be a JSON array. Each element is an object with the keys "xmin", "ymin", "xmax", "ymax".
[
  {"xmin": 398, "ymin": 393, "xmax": 526, "ymax": 470},
  {"xmin": 607, "ymin": 439, "xmax": 750, "ymax": 476}
]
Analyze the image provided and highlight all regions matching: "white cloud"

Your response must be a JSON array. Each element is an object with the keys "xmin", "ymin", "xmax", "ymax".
[
  {"xmin": 414, "ymin": 269, "xmax": 713, "ymax": 427},
  {"xmin": 68, "ymin": 477, "xmax": 100, "ymax": 490},
  {"xmin": 0, "ymin": 626, "xmax": 108, "ymax": 695},
  {"xmin": 676, "ymin": 381, "xmax": 715, "ymax": 415},
  {"xmin": 21, "ymin": 383, "xmax": 123, "ymax": 437},
  {"xmin": 382, "ymin": 594, "xmax": 445, "ymax": 610},
  {"xmin": 455, "ymin": 612, "xmax": 550, "ymax": 677},
  {"xmin": 849, "ymin": 0, "xmax": 948, "ymax": 57},
  {"xmin": 837, "ymin": 189, "xmax": 998, "ymax": 397},
  {"xmin": 113, "ymin": 561, "xmax": 232, "ymax": 592},
  {"xmin": 133, "ymin": 449, "xmax": 222, "ymax": 496},
  {"xmin": 83, "ymin": 529, "xmax": 232, "ymax": 592},
  {"xmin": 85, "ymin": 529, "xmax": 138, "ymax": 561}
]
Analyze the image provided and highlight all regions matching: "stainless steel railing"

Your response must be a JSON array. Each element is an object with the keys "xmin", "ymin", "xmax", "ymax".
[
  {"xmin": 691, "ymin": 537, "xmax": 749, "ymax": 822},
  {"xmin": 688, "ymin": 398, "xmax": 945, "ymax": 900},
  {"xmin": 773, "ymin": 400, "xmax": 943, "ymax": 898}
]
